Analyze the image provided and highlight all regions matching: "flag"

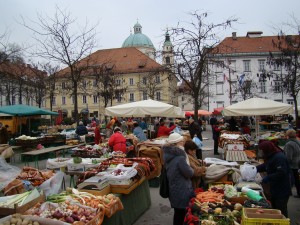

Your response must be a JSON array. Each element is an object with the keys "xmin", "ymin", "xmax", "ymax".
[{"xmin": 238, "ymin": 74, "xmax": 245, "ymax": 86}]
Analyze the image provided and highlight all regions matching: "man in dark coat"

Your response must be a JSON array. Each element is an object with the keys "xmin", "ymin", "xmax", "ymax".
[
  {"xmin": 188, "ymin": 118, "xmax": 203, "ymax": 141},
  {"xmin": 257, "ymin": 141, "xmax": 291, "ymax": 218},
  {"xmin": 75, "ymin": 121, "xmax": 88, "ymax": 136}
]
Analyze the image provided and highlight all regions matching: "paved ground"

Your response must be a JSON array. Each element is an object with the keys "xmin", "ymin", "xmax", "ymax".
[{"xmin": 10, "ymin": 126, "xmax": 300, "ymax": 225}]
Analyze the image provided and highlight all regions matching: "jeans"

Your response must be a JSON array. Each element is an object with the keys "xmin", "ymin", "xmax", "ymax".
[{"xmin": 291, "ymin": 169, "xmax": 300, "ymax": 196}]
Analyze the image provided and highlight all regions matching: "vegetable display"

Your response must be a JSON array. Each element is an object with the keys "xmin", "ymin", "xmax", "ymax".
[{"xmin": 0, "ymin": 214, "xmax": 40, "ymax": 225}]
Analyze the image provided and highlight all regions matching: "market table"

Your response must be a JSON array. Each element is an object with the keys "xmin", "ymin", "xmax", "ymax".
[
  {"xmin": 21, "ymin": 144, "xmax": 85, "ymax": 169},
  {"xmin": 102, "ymin": 178, "xmax": 151, "ymax": 225}
]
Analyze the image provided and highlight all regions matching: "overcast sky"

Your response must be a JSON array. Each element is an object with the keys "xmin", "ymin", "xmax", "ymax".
[{"xmin": 1, "ymin": 0, "xmax": 300, "ymax": 61}]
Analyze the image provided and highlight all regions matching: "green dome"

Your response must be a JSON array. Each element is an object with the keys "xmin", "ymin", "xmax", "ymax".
[{"xmin": 122, "ymin": 22, "xmax": 155, "ymax": 49}]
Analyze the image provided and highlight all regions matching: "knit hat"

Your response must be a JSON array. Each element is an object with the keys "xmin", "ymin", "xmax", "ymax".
[
  {"xmin": 167, "ymin": 133, "xmax": 184, "ymax": 144},
  {"xmin": 113, "ymin": 126, "xmax": 122, "ymax": 132}
]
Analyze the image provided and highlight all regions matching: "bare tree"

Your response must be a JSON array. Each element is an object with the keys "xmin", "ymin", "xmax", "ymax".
[
  {"xmin": 0, "ymin": 31, "xmax": 23, "ymax": 65},
  {"xmin": 21, "ymin": 6, "xmax": 98, "ymax": 123},
  {"xmin": 169, "ymin": 11, "xmax": 237, "ymax": 122},
  {"xmin": 268, "ymin": 15, "xmax": 300, "ymax": 127}
]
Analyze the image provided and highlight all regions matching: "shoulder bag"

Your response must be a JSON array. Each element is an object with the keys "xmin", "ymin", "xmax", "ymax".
[{"xmin": 159, "ymin": 166, "xmax": 169, "ymax": 198}]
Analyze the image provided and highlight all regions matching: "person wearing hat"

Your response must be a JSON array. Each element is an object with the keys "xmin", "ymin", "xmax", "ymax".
[
  {"xmin": 157, "ymin": 118, "xmax": 176, "ymax": 138},
  {"xmin": 284, "ymin": 129, "xmax": 300, "ymax": 198},
  {"xmin": 108, "ymin": 127, "xmax": 127, "ymax": 153},
  {"xmin": 162, "ymin": 133, "xmax": 203, "ymax": 225},
  {"xmin": 256, "ymin": 140, "xmax": 291, "ymax": 217}
]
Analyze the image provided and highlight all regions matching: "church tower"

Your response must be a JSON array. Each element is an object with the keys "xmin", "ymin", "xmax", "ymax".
[{"xmin": 162, "ymin": 30, "xmax": 174, "ymax": 66}]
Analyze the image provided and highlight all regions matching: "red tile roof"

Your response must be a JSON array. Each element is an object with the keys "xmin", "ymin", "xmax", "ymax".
[{"xmin": 58, "ymin": 47, "xmax": 162, "ymax": 76}]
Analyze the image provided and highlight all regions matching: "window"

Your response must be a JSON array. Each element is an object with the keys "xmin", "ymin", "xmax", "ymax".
[
  {"xmin": 243, "ymin": 60, "xmax": 251, "ymax": 72},
  {"xmin": 116, "ymin": 79, "xmax": 121, "ymax": 86},
  {"xmin": 83, "ymin": 95, "xmax": 87, "ymax": 104},
  {"xmin": 83, "ymin": 80, "xmax": 87, "ymax": 88},
  {"xmin": 216, "ymin": 101, "xmax": 224, "ymax": 108},
  {"xmin": 215, "ymin": 61, "xmax": 224, "ymax": 73},
  {"xmin": 231, "ymin": 81, "xmax": 237, "ymax": 94},
  {"xmin": 129, "ymin": 78, "xmax": 134, "ymax": 85},
  {"xmin": 166, "ymin": 56, "xmax": 170, "ymax": 64},
  {"xmin": 62, "ymin": 96, "xmax": 66, "ymax": 105},
  {"xmin": 216, "ymin": 82, "xmax": 224, "ymax": 95},
  {"xmin": 182, "ymin": 96, "xmax": 185, "ymax": 101},
  {"xmin": 62, "ymin": 82, "xmax": 66, "ymax": 89},
  {"xmin": 287, "ymin": 99, "xmax": 293, "ymax": 105},
  {"xmin": 258, "ymin": 60, "xmax": 265, "ymax": 71},
  {"xmin": 72, "ymin": 96, "xmax": 75, "ymax": 104},
  {"xmin": 116, "ymin": 93, "xmax": 122, "ymax": 102},
  {"xmin": 52, "ymin": 97, "xmax": 56, "ymax": 106},
  {"xmin": 274, "ymin": 64, "xmax": 281, "ymax": 71},
  {"xmin": 274, "ymin": 81, "xmax": 281, "ymax": 93},
  {"xmin": 93, "ymin": 95, "xmax": 98, "ymax": 104},
  {"xmin": 143, "ymin": 92, "xmax": 147, "ymax": 100},
  {"xmin": 93, "ymin": 80, "xmax": 97, "ymax": 87},
  {"xmin": 142, "ymin": 77, "xmax": 147, "ymax": 85},
  {"xmin": 156, "ymin": 91, "xmax": 161, "ymax": 100},
  {"xmin": 229, "ymin": 60, "xmax": 236, "ymax": 72},
  {"xmin": 129, "ymin": 93, "xmax": 134, "ymax": 102},
  {"xmin": 259, "ymin": 81, "xmax": 266, "ymax": 93},
  {"xmin": 156, "ymin": 75, "xmax": 160, "ymax": 83}
]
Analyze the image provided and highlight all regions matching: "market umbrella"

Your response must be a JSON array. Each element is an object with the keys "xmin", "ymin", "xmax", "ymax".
[
  {"xmin": 185, "ymin": 110, "xmax": 211, "ymax": 117},
  {"xmin": 105, "ymin": 99, "xmax": 185, "ymax": 118},
  {"xmin": 212, "ymin": 107, "xmax": 224, "ymax": 115},
  {"xmin": 222, "ymin": 98, "xmax": 293, "ymax": 139}
]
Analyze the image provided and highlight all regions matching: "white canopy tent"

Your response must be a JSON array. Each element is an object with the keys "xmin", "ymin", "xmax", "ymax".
[
  {"xmin": 105, "ymin": 99, "xmax": 185, "ymax": 118},
  {"xmin": 223, "ymin": 98, "xmax": 293, "ymax": 116},
  {"xmin": 222, "ymin": 97, "xmax": 294, "ymax": 140}
]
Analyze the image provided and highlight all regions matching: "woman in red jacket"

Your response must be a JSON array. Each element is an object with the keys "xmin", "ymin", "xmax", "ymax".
[
  {"xmin": 108, "ymin": 127, "xmax": 127, "ymax": 153},
  {"xmin": 157, "ymin": 119, "xmax": 176, "ymax": 137}
]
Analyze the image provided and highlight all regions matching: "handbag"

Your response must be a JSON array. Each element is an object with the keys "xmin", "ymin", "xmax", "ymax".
[{"xmin": 159, "ymin": 166, "xmax": 169, "ymax": 198}]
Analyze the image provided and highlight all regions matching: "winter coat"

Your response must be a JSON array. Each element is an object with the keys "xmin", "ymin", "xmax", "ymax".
[
  {"xmin": 189, "ymin": 121, "xmax": 202, "ymax": 141},
  {"xmin": 162, "ymin": 145, "xmax": 195, "ymax": 209},
  {"xmin": 108, "ymin": 132, "xmax": 127, "ymax": 153},
  {"xmin": 133, "ymin": 127, "xmax": 147, "ymax": 142},
  {"xmin": 157, "ymin": 124, "xmax": 176, "ymax": 137},
  {"xmin": 256, "ymin": 151, "xmax": 291, "ymax": 198},
  {"xmin": 94, "ymin": 127, "xmax": 102, "ymax": 144},
  {"xmin": 75, "ymin": 125, "xmax": 88, "ymax": 136},
  {"xmin": 284, "ymin": 139, "xmax": 300, "ymax": 169},
  {"xmin": 212, "ymin": 124, "xmax": 221, "ymax": 141}
]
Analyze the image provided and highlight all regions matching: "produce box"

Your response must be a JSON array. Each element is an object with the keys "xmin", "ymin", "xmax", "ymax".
[
  {"xmin": 241, "ymin": 208, "xmax": 290, "ymax": 225},
  {"xmin": 0, "ymin": 214, "xmax": 69, "ymax": 225},
  {"xmin": 0, "ymin": 194, "xmax": 45, "ymax": 217},
  {"xmin": 73, "ymin": 209, "xmax": 105, "ymax": 225},
  {"xmin": 110, "ymin": 177, "xmax": 145, "ymax": 195}
]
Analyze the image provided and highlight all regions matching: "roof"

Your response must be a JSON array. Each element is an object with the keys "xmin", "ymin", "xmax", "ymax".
[
  {"xmin": 57, "ymin": 47, "xmax": 163, "ymax": 76},
  {"xmin": 122, "ymin": 22, "xmax": 155, "ymax": 49},
  {"xmin": 0, "ymin": 62, "xmax": 47, "ymax": 78},
  {"xmin": 214, "ymin": 33, "xmax": 299, "ymax": 55}
]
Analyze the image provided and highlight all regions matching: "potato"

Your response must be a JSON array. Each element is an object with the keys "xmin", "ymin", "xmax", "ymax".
[
  {"xmin": 10, "ymin": 218, "xmax": 18, "ymax": 224},
  {"xmin": 33, "ymin": 222, "xmax": 39, "ymax": 225},
  {"xmin": 3, "ymin": 221, "xmax": 10, "ymax": 225},
  {"xmin": 21, "ymin": 219, "xmax": 29, "ymax": 225}
]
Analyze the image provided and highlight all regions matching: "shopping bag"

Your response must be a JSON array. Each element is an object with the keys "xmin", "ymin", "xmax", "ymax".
[
  {"xmin": 159, "ymin": 166, "xmax": 169, "ymax": 198},
  {"xmin": 240, "ymin": 163, "xmax": 257, "ymax": 181},
  {"xmin": 192, "ymin": 136, "xmax": 203, "ymax": 149}
]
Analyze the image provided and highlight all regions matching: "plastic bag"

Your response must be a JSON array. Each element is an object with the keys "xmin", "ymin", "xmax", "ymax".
[
  {"xmin": 240, "ymin": 163, "xmax": 257, "ymax": 181},
  {"xmin": 173, "ymin": 126, "xmax": 183, "ymax": 134},
  {"xmin": 0, "ymin": 157, "xmax": 21, "ymax": 191},
  {"xmin": 39, "ymin": 171, "xmax": 64, "ymax": 197},
  {"xmin": 192, "ymin": 136, "xmax": 203, "ymax": 149}
]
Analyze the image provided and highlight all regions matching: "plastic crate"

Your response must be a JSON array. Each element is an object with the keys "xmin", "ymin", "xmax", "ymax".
[{"xmin": 241, "ymin": 208, "xmax": 290, "ymax": 225}]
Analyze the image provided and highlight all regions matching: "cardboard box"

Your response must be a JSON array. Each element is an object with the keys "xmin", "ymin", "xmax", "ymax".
[
  {"xmin": 0, "ymin": 194, "xmax": 45, "ymax": 217},
  {"xmin": 227, "ymin": 144, "xmax": 244, "ymax": 151}
]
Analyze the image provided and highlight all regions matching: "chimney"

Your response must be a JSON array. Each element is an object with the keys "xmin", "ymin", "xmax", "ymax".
[{"xmin": 232, "ymin": 32, "xmax": 237, "ymax": 40}]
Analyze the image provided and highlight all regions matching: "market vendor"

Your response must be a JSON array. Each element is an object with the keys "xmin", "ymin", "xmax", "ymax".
[
  {"xmin": 157, "ymin": 119, "xmax": 176, "ymax": 137},
  {"xmin": 75, "ymin": 121, "xmax": 88, "ymax": 136},
  {"xmin": 108, "ymin": 127, "xmax": 127, "ymax": 153},
  {"xmin": 94, "ymin": 123, "xmax": 102, "ymax": 144}
]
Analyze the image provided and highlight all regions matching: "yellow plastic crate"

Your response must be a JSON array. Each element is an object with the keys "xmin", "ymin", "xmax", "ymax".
[{"xmin": 241, "ymin": 208, "xmax": 290, "ymax": 225}]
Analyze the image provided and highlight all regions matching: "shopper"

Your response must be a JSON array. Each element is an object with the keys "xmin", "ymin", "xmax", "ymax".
[
  {"xmin": 0, "ymin": 122, "xmax": 9, "ymax": 144},
  {"xmin": 94, "ymin": 123, "xmax": 102, "ymax": 145},
  {"xmin": 162, "ymin": 133, "xmax": 202, "ymax": 225},
  {"xmin": 212, "ymin": 122, "xmax": 222, "ymax": 155},
  {"xmin": 157, "ymin": 119, "xmax": 176, "ymax": 137},
  {"xmin": 257, "ymin": 141, "xmax": 291, "ymax": 217},
  {"xmin": 75, "ymin": 121, "xmax": 88, "ymax": 136},
  {"xmin": 106, "ymin": 117, "xmax": 117, "ymax": 138},
  {"xmin": 284, "ymin": 129, "xmax": 300, "ymax": 198},
  {"xmin": 188, "ymin": 118, "xmax": 203, "ymax": 141},
  {"xmin": 133, "ymin": 122, "xmax": 147, "ymax": 142},
  {"xmin": 184, "ymin": 140, "xmax": 206, "ymax": 189},
  {"xmin": 108, "ymin": 127, "xmax": 127, "ymax": 153}
]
